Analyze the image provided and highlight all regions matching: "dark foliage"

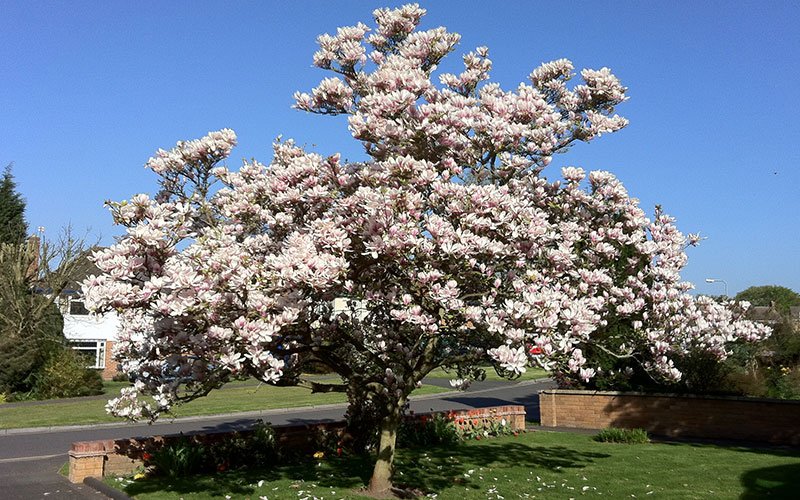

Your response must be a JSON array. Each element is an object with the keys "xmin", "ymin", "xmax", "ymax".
[
  {"xmin": 736, "ymin": 285, "xmax": 800, "ymax": 315},
  {"xmin": 32, "ymin": 347, "xmax": 104, "ymax": 399},
  {"xmin": 145, "ymin": 421, "xmax": 280, "ymax": 477},
  {"xmin": 397, "ymin": 413, "xmax": 461, "ymax": 448},
  {"xmin": 0, "ymin": 164, "xmax": 27, "ymax": 245},
  {"xmin": 0, "ymin": 294, "xmax": 64, "ymax": 395}
]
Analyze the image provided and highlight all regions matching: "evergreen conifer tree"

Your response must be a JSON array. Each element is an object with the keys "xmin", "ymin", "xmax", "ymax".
[{"xmin": 0, "ymin": 164, "xmax": 28, "ymax": 245}]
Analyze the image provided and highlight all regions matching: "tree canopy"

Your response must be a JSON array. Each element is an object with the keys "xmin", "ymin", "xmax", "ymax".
[
  {"xmin": 735, "ymin": 285, "xmax": 800, "ymax": 314},
  {"xmin": 84, "ymin": 4, "xmax": 769, "ymax": 493}
]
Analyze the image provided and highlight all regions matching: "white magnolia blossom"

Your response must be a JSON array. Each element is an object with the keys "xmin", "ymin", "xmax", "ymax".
[{"xmin": 488, "ymin": 345, "xmax": 529, "ymax": 375}]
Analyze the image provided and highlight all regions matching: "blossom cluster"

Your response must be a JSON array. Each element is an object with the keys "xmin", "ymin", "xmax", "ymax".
[{"xmin": 86, "ymin": 4, "xmax": 768, "ymax": 419}]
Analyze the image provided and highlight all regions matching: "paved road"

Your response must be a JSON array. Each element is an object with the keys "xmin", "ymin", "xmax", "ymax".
[{"xmin": 0, "ymin": 378, "xmax": 555, "ymax": 499}]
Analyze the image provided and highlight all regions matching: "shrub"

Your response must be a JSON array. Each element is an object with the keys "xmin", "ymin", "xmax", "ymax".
[
  {"xmin": 398, "ymin": 413, "xmax": 461, "ymax": 448},
  {"xmin": 593, "ymin": 427, "xmax": 649, "ymax": 444},
  {"xmin": 209, "ymin": 421, "xmax": 280, "ymax": 470},
  {"xmin": 0, "ymin": 292, "xmax": 65, "ymax": 396},
  {"xmin": 762, "ymin": 366, "xmax": 800, "ymax": 399},
  {"xmin": 254, "ymin": 422, "xmax": 281, "ymax": 460},
  {"xmin": 674, "ymin": 349, "xmax": 737, "ymax": 394},
  {"xmin": 723, "ymin": 318, "xmax": 800, "ymax": 400},
  {"xmin": 147, "ymin": 437, "xmax": 207, "ymax": 477},
  {"xmin": 146, "ymin": 421, "xmax": 280, "ymax": 477},
  {"xmin": 398, "ymin": 411, "xmax": 519, "ymax": 447},
  {"xmin": 454, "ymin": 414, "xmax": 517, "ymax": 441},
  {"xmin": 32, "ymin": 347, "xmax": 103, "ymax": 400}
]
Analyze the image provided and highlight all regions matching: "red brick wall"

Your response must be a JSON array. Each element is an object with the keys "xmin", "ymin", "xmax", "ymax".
[
  {"xmin": 68, "ymin": 405, "xmax": 526, "ymax": 482},
  {"xmin": 540, "ymin": 389, "xmax": 800, "ymax": 445},
  {"xmin": 100, "ymin": 341, "xmax": 118, "ymax": 380}
]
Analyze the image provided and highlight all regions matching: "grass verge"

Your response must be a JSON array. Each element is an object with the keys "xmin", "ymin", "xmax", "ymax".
[
  {"xmin": 0, "ymin": 382, "xmax": 447, "ymax": 430},
  {"xmin": 104, "ymin": 429, "xmax": 800, "ymax": 499},
  {"xmin": 425, "ymin": 365, "xmax": 549, "ymax": 382}
]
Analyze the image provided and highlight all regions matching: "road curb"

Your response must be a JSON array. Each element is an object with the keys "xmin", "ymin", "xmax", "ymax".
[{"xmin": 84, "ymin": 476, "xmax": 133, "ymax": 500}]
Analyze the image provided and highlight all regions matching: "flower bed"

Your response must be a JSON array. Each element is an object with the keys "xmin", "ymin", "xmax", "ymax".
[{"xmin": 68, "ymin": 405, "xmax": 525, "ymax": 483}]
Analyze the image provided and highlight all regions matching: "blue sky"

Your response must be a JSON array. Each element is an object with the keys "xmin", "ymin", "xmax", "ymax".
[{"xmin": 2, "ymin": 1, "xmax": 798, "ymax": 295}]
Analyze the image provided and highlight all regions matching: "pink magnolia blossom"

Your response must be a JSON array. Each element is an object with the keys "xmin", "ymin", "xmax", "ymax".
[{"xmin": 86, "ymin": 4, "xmax": 768, "ymax": 454}]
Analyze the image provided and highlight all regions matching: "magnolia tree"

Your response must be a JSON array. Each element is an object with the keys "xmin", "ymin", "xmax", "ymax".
[{"xmin": 84, "ymin": 4, "xmax": 769, "ymax": 494}]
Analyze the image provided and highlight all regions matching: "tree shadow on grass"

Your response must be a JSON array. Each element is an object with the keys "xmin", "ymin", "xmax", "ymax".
[
  {"xmin": 120, "ymin": 439, "xmax": 607, "ymax": 498},
  {"xmin": 394, "ymin": 439, "xmax": 608, "ymax": 494},
  {"xmin": 121, "ymin": 455, "xmax": 375, "ymax": 498},
  {"xmin": 740, "ymin": 462, "xmax": 800, "ymax": 499},
  {"xmin": 735, "ymin": 445, "xmax": 800, "ymax": 500},
  {"xmin": 652, "ymin": 441, "xmax": 800, "ymax": 500}
]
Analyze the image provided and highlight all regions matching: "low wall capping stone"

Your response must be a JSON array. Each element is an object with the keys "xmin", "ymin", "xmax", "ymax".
[
  {"xmin": 539, "ymin": 389, "xmax": 800, "ymax": 446},
  {"xmin": 68, "ymin": 404, "xmax": 525, "ymax": 483}
]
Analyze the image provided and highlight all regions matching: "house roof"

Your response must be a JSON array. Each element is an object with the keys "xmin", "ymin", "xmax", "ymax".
[
  {"xmin": 746, "ymin": 304, "xmax": 800, "ymax": 323},
  {"xmin": 747, "ymin": 306, "xmax": 784, "ymax": 323}
]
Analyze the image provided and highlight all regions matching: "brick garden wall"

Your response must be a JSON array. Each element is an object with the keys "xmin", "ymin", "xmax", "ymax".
[
  {"xmin": 68, "ymin": 405, "xmax": 525, "ymax": 483},
  {"xmin": 540, "ymin": 389, "xmax": 800, "ymax": 445},
  {"xmin": 69, "ymin": 421, "xmax": 349, "ymax": 483}
]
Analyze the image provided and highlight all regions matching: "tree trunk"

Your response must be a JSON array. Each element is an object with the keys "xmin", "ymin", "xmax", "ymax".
[{"xmin": 367, "ymin": 404, "xmax": 402, "ymax": 494}]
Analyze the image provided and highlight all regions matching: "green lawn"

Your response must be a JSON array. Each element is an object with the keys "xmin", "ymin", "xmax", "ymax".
[
  {"xmin": 107, "ymin": 429, "xmax": 800, "ymax": 499},
  {"xmin": 0, "ymin": 381, "xmax": 447, "ymax": 430},
  {"xmin": 425, "ymin": 365, "xmax": 550, "ymax": 382}
]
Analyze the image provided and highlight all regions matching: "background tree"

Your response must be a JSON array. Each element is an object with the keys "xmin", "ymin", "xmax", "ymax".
[
  {"xmin": 0, "ymin": 164, "xmax": 28, "ymax": 245},
  {"xmin": 0, "ymin": 163, "xmax": 97, "ymax": 398},
  {"xmin": 722, "ymin": 285, "xmax": 800, "ymax": 399},
  {"xmin": 0, "ymin": 239, "xmax": 60, "ymax": 395},
  {"xmin": 0, "ymin": 232, "xmax": 96, "ymax": 397},
  {"xmin": 85, "ymin": 4, "xmax": 769, "ymax": 494},
  {"xmin": 735, "ymin": 285, "xmax": 800, "ymax": 315}
]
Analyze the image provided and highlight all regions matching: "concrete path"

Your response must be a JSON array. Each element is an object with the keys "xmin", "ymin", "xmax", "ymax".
[
  {"xmin": 0, "ymin": 456, "xmax": 107, "ymax": 500},
  {"xmin": 0, "ymin": 378, "xmax": 555, "ymax": 498}
]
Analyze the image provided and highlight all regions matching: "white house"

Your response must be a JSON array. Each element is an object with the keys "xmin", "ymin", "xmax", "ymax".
[{"xmin": 62, "ymin": 295, "xmax": 121, "ymax": 380}]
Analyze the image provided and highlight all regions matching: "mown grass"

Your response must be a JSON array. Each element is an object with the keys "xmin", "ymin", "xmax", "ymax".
[
  {"xmin": 0, "ymin": 381, "xmax": 447, "ymax": 429},
  {"xmin": 107, "ymin": 430, "xmax": 800, "ymax": 499}
]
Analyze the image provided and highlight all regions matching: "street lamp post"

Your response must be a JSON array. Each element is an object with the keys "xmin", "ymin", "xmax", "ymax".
[{"xmin": 705, "ymin": 278, "xmax": 728, "ymax": 297}]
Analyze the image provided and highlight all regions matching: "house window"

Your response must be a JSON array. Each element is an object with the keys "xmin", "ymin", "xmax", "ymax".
[
  {"xmin": 69, "ymin": 299, "xmax": 90, "ymax": 315},
  {"xmin": 71, "ymin": 340, "xmax": 106, "ymax": 369}
]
